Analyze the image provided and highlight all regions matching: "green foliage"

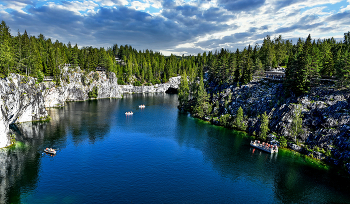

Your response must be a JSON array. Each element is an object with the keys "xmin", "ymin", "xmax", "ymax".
[
  {"xmin": 134, "ymin": 81, "xmax": 142, "ymax": 86},
  {"xmin": 291, "ymin": 104, "xmax": 304, "ymax": 142},
  {"xmin": 10, "ymin": 133, "xmax": 16, "ymax": 144},
  {"xmin": 153, "ymin": 78, "xmax": 161, "ymax": 85},
  {"xmin": 88, "ymin": 86, "xmax": 98, "ymax": 98},
  {"xmin": 259, "ymin": 112, "xmax": 269, "ymax": 140},
  {"xmin": 93, "ymin": 72, "xmax": 99, "ymax": 81},
  {"xmin": 37, "ymin": 70, "xmax": 44, "ymax": 83},
  {"xmin": 278, "ymin": 136, "xmax": 288, "ymax": 148},
  {"xmin": 178, "ymin": 71, "xmax": 189, "ymax": 108},
  {"xmin": 234, "ymin": 107, "xmax": 246, "ymax": 131},
  {"xmin": 81, "ymin": 73, "xmax": 88, "ymax": 86},
  {"xmin": 192, "ymin": 76, "xmax": 211, "ymax": 117},
  {"xmin": 117, "ymin": 78, "xmax": 126, "ymax": 85},
  {"xmin": 219, "ymin": 114, "xmax": 231, "ymax": 127},
  {"xmin": 21, "ymin": 76, "xmax": 29, "ymax": 84}
]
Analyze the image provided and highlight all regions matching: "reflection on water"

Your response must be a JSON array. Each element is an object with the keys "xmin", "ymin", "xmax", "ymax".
[{"xmin": 0, "ymin": 93, "xmax": 350, "ymax": 203}]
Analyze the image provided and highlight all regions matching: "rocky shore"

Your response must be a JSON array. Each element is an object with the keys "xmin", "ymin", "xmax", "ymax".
[
  {"xmin": 185, "ymin": 78, "xmax": 350, "ymax": 174},
  {"xmin": 0, "ymin": 67, "xmax": 181, "ymax": 148}
]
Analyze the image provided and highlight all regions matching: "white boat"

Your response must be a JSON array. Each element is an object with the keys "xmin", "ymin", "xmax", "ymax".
[
  {"xmin": 250, "ymin": 140, "xmax": 278, "ymax": 153},
  {"xmin": 44, "ymin": 148, "xmax": 56, "ymax": 154},
  {"xmin": 139, "ymin": 105, "xmax": 145, "ymax": 108},
  {"xmin": 125, "ymin": 112, "xmax": 133, "ymax": 115}
]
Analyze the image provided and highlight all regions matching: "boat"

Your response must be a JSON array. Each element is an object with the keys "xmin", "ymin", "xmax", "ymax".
[
  {"xmin": 44, "ymin": 148, "xmax": 56, "ymax": 154},
  {"xmin": 125, "ymin": 112, "xmax": 133, "ymax": 115},
  {"xmin": 250, "ymin": 140, "xmax": 278, "ymax": 153},
  {"xmin": 139, "ymin": 105, "xmax": 145, "ymax": 108}
]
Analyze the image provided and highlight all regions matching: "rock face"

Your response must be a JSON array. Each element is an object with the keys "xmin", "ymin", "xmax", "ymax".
[
  {"xmin": 0, "ymin": 74, "xmax": 48, "ymax": 148},
  {"xmin": 42, "ymin": 68, "xmax": 123, "ymax": 107},
  {"xmin": 43, "ymin": 69, "xmax": 180, "ymax": 107},
  {"xmin": 0, "ymin": 67, "xmax": 181, "ymax": 148},
  {"xmin": 199, "ymin": 79, "xmax": 350, "ymax": 173},
  {"xmin": 118, "ymin": 76, "xmax": 181, "ymax": 94}
]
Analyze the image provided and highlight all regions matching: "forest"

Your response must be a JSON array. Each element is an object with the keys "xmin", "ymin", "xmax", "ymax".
[{"xmin": 0, "ymin": 20, "xmax": 349, "ymax": 95}]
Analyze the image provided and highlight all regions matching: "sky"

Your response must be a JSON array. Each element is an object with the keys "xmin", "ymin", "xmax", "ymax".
[{"xmin": 0, "ymin": 0, "xmax": 350, "ymax": 55}]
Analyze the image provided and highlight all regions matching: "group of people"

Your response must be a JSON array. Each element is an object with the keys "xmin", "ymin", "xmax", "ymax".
[
  {"xmin": 125, "ymin": 111, "xmax": 133, "ymax": 114},
  {"xmin": 258, "ymin": 141, "xmax": 278, "ymax": 150}
]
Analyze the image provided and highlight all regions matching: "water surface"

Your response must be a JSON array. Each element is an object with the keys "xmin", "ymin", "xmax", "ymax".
[{"xmin": 1, "ymin": 93, "xmax": 350, "ymax": 203}]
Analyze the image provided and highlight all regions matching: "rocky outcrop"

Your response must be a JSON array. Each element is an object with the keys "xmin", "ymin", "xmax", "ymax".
[
  {"xmin": 42, "ymin": 68, "xmax": 122, "ymax": 107},
  {"xmin": 43, "ymin": 68, "xmax": 180, "ymax": 107},
  {"xmin": 0, "ymin": 74, "xmax": 48, "ymax": 148},
  {"xmin": 118, "ymin": 76, "xmax": 181, "ymax": 94},
  {"xmin": 192, "ymin": 79, "xmax": 350, "ymax": 174}
]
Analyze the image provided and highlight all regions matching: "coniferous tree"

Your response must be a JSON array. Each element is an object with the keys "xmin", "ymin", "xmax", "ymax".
[
  {"xmin": 235, "ymin": 107, "xmax": 246, "ymax": 131},
  {"xmin": 178, "ymin": 71, "xmax": 189, "ymax": 108},
  {"xmin": 291, "ymin": 104, "xmax": 304, "ymax": 143},
  {"xmin": 193, "ymin": 76, "xmax": 211, "ymax": 118},
  {"xmin": 260, "ymin": 112, "xmax": 269, "ymax": 140}
]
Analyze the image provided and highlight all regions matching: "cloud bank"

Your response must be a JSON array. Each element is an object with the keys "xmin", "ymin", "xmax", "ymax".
[{"xmin": 0, "ymin": 0, "xmax": 349, "ymax": 55}]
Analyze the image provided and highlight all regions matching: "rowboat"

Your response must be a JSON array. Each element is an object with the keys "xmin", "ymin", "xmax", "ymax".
[
  {"xmin": 250, "ymin": 140, "xmax": 278, "ymax": 153},
  {"xmin": 139, "ymin": 105, "xmax": 145, "ymax": 108},
  {"xmin": 125, "ymin": 112, "xmax": 133, "ymax": 115},
  {"xmin": 44, "ymin": 148, "xmax": 56, "ymax": 154}
]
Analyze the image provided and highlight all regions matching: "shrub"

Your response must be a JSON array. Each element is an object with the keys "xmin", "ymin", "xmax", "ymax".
[
  {"xmin": 81, "ymin": 74, "xmax": 88, "ymax": 86},
  {"xmin": 153, "ymin": 79, "xmax": 161, "ymax": 84},
  {"xmin": 88, "ymin": 86, "xmax": 98, "ymax": 98},
  {"xmin": 21, "ymin": 76, "xmax": 29, "ymax": 84},
  {"xmin": 278, "ymin": 136, "xmax": 287, "ymax": 148},
  {"xmin": 134, "ymin": 81, "xmax": 142, "ymax": 86},
  {"xmin": 37, "ymin": 71, "xmax": 44, "ymax": 83},
  {"xmin": 117, "ymin": 78, "xmax": 125, "ymax": 85},
  {"xmin": 93, "ymin": 72, "xmax": 99, "ymax": 81},
  {"xmin": 219, "ymin": 114, "xmax": 231, "ymax": 127}
]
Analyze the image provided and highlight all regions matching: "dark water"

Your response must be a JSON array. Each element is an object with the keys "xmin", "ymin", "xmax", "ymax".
[{"xmin": 1, "ymin": 93, "xmax": 350, "ymax": 203}]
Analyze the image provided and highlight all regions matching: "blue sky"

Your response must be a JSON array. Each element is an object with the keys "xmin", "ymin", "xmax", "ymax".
[{"xmin": 0, "ymin": 0, "xmax": 350, "ymax": 55}]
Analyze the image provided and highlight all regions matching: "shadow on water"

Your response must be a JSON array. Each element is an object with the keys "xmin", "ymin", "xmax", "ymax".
[{"xmin": 174, "ymin": 113, "xmax": 350, "ymax": 203}]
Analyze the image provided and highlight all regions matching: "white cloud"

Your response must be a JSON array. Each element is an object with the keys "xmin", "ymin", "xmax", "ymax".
[
  {"xmin": 130, "ymin": 1, "xmax": 150, "ymax": 10},
  {"xmin": 340, "ymin": 0, "xmax": 350, "ymax": 12},
  {"xmin": 2, "ymin": 1, "xmax": 27, "ymax": 14},
  {"xmin": 46, "ymin": 1, "xmax": 98, "ymax": 16},
  {"xmin": 96, "ymin": 0, "xmax": 129, "ymax": 7}
]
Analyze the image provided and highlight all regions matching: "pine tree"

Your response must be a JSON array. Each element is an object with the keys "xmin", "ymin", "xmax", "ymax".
[
  {"xmin": 178, "ymin": 71, "xmax": 189, "ymax": 108},
  {"xmin": 193, "ymin": 76, "xmax": 211, "ymax": 118},
  {"xmin": 259, "ymin": 112, "xmax": 269, "ymax": 140},
  {"xmin": 235, "ymin": 106, "xmax": 246, "ymax": 131},
  {"xmin": 291, "ymin": 104, "xmax": 304, "ymax": 143},
  {"xmin": 336, "ymin": 50, "xmax": 350, "ymax": 87},
  {"xmin": 0, "ymin": 21, "xmax": 12, "ymax": 78}
]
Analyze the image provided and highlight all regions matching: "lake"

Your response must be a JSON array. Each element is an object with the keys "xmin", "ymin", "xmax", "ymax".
[{"xmin": 1, "ymin": 93, "xmax": 350, "ymax": 203}]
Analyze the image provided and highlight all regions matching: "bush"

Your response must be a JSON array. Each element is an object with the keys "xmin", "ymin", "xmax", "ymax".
[
  {"xmin": 277, "ymin": 136, "xmax": 287, "ymax": 148},
  {"xmin": 153, "ymin": 79, "xmax": 161, "ymax": 84},
  {"xmin": 21, "ymin": 76, "xmax": 29, "ymax": 84},
  {"xmin": 145, "ymin": 82, "xmax": 151, "ymax": 86},
  {"xmin": 81, "ymin": 74, "xmax": 88, "ymax": 86},
  {"xmin": 134, "ymin": 81, "xmax": 142, "ymax": 86},
  {"xmin": 37, "ymin": 70, "xmax": 44, "ymax": 83},
  {"xmin": 88, "ymin": 86, "xmax": 98, "ymax": 98},
  {"xmin": 219, "ymin": 114, "xmax": 231, "ymax": 127},
  {"xmin": 93, "ymin": 72, "xmax": 99, "ymax": 81},
  {"xmin": 117, "ymin": 78, "xmax": 126, "ymax": 85}
]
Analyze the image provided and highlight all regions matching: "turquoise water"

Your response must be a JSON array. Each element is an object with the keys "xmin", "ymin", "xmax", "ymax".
[{"xmin": 1, "ymin": 93, "xmax": 350, "ymax": 203}]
